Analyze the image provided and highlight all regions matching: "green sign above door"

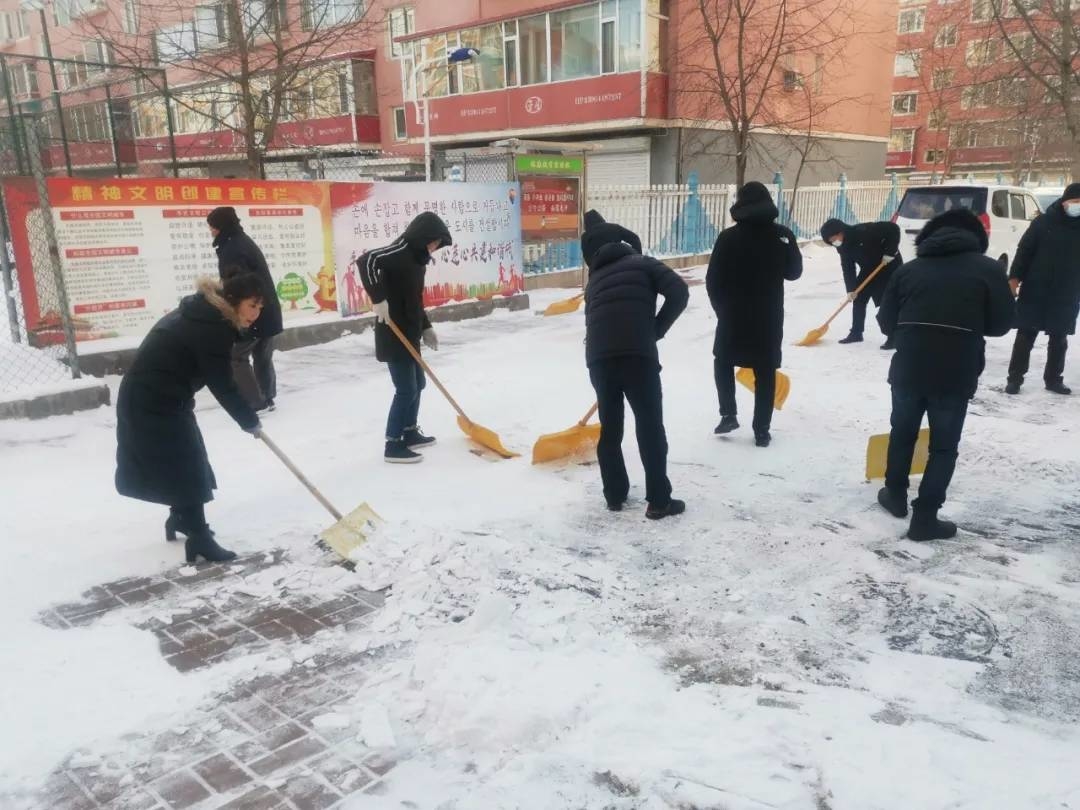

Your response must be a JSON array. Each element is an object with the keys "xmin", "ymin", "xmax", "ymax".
[{"xmin": 515, "ymin": 154, "xmax": 584, "ymax": 176}]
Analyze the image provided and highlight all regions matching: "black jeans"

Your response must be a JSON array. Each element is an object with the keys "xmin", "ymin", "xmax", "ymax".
[
  {"xmin": 589, "ymin": 356, "xmax": 672, "ymax": 507},
  {"xmin": 885, "ymin": 387, "xmax": 969, "ymax": 511},
  {"xmin": 850, "ymin": 289, "xmax": 883, "ymax": 336},
  {"xmin": 1008, "ymin": 329, "xmax": 1068, "ymax": 386},
  {"xmin": 232, "ymin": 336, "xmax": 276, "ymax": 408},
  {"xmin": 385, "ymin": 358, "xmax": 426, "ymax": 440},
  {"xmin": 714, "ymin": 360, "xmax": 776, "ymax": 434}
]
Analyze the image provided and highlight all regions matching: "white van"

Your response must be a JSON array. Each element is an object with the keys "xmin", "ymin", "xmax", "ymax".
[{"xmin": 893, "ymin": 184, "xmax": 1041, "ymax": 272}]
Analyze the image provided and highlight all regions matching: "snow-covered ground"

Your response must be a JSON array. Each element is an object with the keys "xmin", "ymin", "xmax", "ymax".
[{"xmin": 3, "ymin": 244, "xmax": 1080, "ymax": 808}]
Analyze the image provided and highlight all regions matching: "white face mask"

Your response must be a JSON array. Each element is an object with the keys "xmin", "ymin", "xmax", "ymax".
[
  {"xmin": 831, "ymin": 238, "xmax": 844, "ymax": 247},
  {"xmin": 1065, "ymin": 202, "xmax": 1080, "ymax": 218}
]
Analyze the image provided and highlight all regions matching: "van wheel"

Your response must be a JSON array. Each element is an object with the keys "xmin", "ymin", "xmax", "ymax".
[{"xmin": 999, "ymin": 254, "xmax": 1009, "ymax": 272}]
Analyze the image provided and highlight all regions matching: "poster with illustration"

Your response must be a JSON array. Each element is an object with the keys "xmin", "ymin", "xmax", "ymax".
[
  {"xmin": 330, "ymin": 182, "xmax": 524, "ymax": 316},
  {"xmin": 3, "ymin": 177, "xmax": 336, "ymax": 345}
]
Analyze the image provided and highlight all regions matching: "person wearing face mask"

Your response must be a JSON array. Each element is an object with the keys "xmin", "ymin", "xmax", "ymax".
[
  {"xmin": 357, "ymin": 212, "xmax": 452, "ymax": 464},
  {"xmin": 819, "ymin": 218, "xmax": 903, "ymax": 349},
  {"xmin": 1005, "ymin": 183, "xmax": 1080, "ymax": 396},
  {"xmin": 115, "ymin": 273, "xmax": 266, "ymax": 563}
]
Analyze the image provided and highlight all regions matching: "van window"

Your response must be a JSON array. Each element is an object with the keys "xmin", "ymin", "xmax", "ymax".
[
  {"xmin": 898, "ymin": 187, "xmax": 988, "ymax": 220},
  {"xmin": 1010, "ymin": 193, "xmax": 1027, "ymax": 219},
  {"xmin": 991, "ymin": 191, "xmax": 1009, "ymax": 217},
  {"xmin": 1024, "ymin": 195, "xmax": 1041, "ymax": 220}
]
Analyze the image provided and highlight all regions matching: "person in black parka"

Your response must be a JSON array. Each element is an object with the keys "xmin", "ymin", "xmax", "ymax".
[
  {"xmin": 876, "ymin": 209, "xmax": 1014, "ymax": 541},
  {"xmin": 707, "ymin": 182, "xmax": 802, "ymax": 446},
  {"xmin": 208, "ymin": 206, "xmax": 284, "ymax": 411},
  {"xmin": 115, "ymin": 274, "xmax": 265, "ymax": 563},
  {"xmin": 820, "ymin": 217, "xmax": 902, "ymax": 349},
  {"xmin": 1005, "ymin": 183, "xmax": 1080, "ymax": 396},
  {"xmin": 357, "ymin": 211, "xmax": 452, "ymax": 464},
  {"xmin": 582, "ymin": 210, "xmax": 689, "ymax": 520}
]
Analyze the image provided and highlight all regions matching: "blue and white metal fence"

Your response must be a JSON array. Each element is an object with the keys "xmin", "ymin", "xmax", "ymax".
[{"xmin": 524, "ymin": 172, "xmax": 908, "ymax": 275}]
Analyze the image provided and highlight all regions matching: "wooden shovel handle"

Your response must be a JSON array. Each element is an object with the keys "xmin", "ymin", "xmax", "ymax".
[
  {"xmin": 383, "ymin": 316, "xmax": 472, "ymax": 424},
  {"xmin": 579, "ymin": 402, "xmax": 599, "ymax": 426},
  {"xmin": 822, "ymin": 257, "xmax": 891, "ymax": 328},
  {"xmin": 259, "ymin": 431, "xmax": 343, "ymax": 521}
]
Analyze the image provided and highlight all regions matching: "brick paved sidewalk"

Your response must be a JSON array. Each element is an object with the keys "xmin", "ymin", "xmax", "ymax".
[{"xmin": 19, "ymin": 549, "xmax": 399, "ymax": 810}]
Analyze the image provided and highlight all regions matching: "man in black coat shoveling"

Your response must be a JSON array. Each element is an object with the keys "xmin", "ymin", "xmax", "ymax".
[
  {"xmin": 1005, "ymin": 183, "xmax": 1080, "ymax": 396},
  {"xmin": 208, "ymin": 206, "xmax": 284, "ymax": 411},
  {"xmin": 707, "ymin": 182, "xmax": 802, "ymax": 447},
  {"xmin": 820, "ymin": 217, "xmax": 902, "ymax": 349},
  {"xmin": 357, "ymin": 211, "xmax": 452, "ymax": 464},
  {"xmin": 876, "ymin": 209, "xmax": 1014, "ymax": 541},
  {"xmin": 582, "ymin": 210, "xmax": 689, "ymax": 519}
]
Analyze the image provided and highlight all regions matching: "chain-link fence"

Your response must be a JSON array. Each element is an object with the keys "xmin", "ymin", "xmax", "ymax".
[{"xmin": 0, "ymin": 115, "xmax": 81, "ymax": 399}]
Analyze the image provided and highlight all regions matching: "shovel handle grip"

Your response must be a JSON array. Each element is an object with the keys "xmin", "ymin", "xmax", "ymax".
[
  {"xmin": 259, "ymin": 431, "xmax": 343, "ymax": 521},
  {"xmin": 823, "ymin": 257, "xmax": 891, "ymax": 327},
  {"xmin": 383, "ymin": 316, "xmax": 472, "ymax": 424}
]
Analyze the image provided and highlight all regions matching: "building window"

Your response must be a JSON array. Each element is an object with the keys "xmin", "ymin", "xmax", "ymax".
[
  {"xmin": 393, "ymin": 106, "xmax": 407, "ymax": 140},
  {"xmin": 931, "ymin": 69, "xmax": 954, "ymax": 90},
  {"xmin": 123, "ymin": 0, "xmax": 139, "ymax": 34},
  {"xmin": 302, "ymin": 0, "xmax": 364, "ymax": 31},
  {"xmin": 898, "ymin": 8, "xmax": 925, "ymax": 33},
  {"xmin": 971, "ymin": 0, "xmax": 993, "ymax": 21},
  {"xmin": 894, "ymin": 51, "xmax": 919, "ymax": 77},
  {"xmin": 783, "ymin": 69, "xmax": 802, "ymax": 91},
  {"xmin": 551, "ymin": 5, "xmax": 600, "ymax": 81},
  {"xmin": 503, "ymin": 20, "xmax": 519, "ymax": 87},
  {"xmin": 518, "ymin": 13, "xmax": 549, "ymax": 86},
  {"xmin": 647, "ymin": 0, "xmax": 669, "ymax": 73},
  {"xmin": 961, "ymin": 84, "xmax": 995, "ymax": 108},
  {"xmin": 951, "ymin": 125, "xmax": 978, "ymax": 148},
  {"xmin": 619, "ymin": 0, "xmax": 643, "ymax": 71},
  {"xmin": 457, "ymin": 24, "xmax": 506, "ymax": 92},
  {"xmin": 0, "ymin": 10, "xmax": 29, "ymax": 41},
  {"xmin": 194, "ymin": 5, "xmax": 229, "ymax": 50},
  {"xmin": 601, "ymin": 0, "xmax": 616, "ymax": 74},
  {"xmin": 934, "ymin": 24, "xmax": 958, "ymax": 47},
  {"xmin": 9, "ymin": 63, "xmax": 38, "ymax": 97},
  {"xmin": 154, "ymin": 23, "xmax": 196, "ymax": 63},
  {"xmin": 388, "ymin": 7, "xmax": 414, "ymax": 58},
  {"xmin": 892, "ymin": 92, "xmax": 918, "ymax": 114},
  {"xmin": 925, "ymin": 149, "xmax": 946, "ymax": 163},
  {"xmin": 928, "ymin": 108, "xmax": 947, "ymax": 129},
  {"xmin": 889, "ymin": 128, "xmax": 915, "ymax": 152},
  {"xmin": 965, "ymin": 39, "xmax": 1000, "ymax": 67}
]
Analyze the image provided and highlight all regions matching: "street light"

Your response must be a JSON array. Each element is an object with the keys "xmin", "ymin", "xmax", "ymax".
[{"xmin": 412, "ymin": 46, "xmax": 478, "ymax": 182}]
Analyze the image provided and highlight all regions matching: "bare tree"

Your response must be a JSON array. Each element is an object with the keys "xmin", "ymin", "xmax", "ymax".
[
  {"xmin": 988, "ymin": 0, "xmax": 1080, "ymax": 178},
  {"xmin": 74, "ymin": 0, "xmax": 379, "ymax": 177},
  {"xmin": 674, "ymin": 0, "xmax": 867, "ymax": 187}
]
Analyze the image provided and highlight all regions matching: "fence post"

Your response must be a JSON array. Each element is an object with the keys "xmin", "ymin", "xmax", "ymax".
[
  {"xmin": 0, "ymin": 203, "xmax": 19, "ymax": 344},
  {"xmin": 24, "ymin": 116, "xmax": 80, "ymax": 379}
]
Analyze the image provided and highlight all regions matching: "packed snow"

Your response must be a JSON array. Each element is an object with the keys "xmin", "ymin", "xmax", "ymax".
[{"xmin": 3, "ymin": 244, "xmax": 1080, "ymax": 808}]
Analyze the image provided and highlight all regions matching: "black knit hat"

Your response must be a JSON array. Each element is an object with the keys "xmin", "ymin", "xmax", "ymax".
[
  {"xmin": 820, "ymin": 218, "xmax": 846, "ymax": 242},
  {"xmin": 1061, "ymin": 183, "xmax": 1080, "ymax": 201},
  {"xmin": 580, "ymin": 209, "xmax": 641, "ymax": 267},
  {"xmin": 207, "ymin": 206, "xmax": 241, "ymax": 232}
]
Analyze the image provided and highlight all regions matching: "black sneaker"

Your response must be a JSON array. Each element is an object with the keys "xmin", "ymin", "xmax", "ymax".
[
  {"xmin": 754, "ymin": 431, "xmax": 772, "ymax": 448},
  {"xmin": 384, "ymin": 439, "xmax": 423, "ymax": 464},
  {"xmin": 403, "ymin": 427, "xmax": 436, "ymax": 449},
  {"xmin": 877, "ymin": 486, "xmax": 908, "ymax": 518},
  {"xmin": 646, "ymin": 499, "xmax": 686, "ymax": 520},
  {"xmin": 606, "ymin": 500, "xmax": 625, "ymax": 512},
  {"xmin": 714, "ymin": 416, "xmax": 739, "ymax": 435},
  {"xmin": 1005, "ymin": 380, "xmax": 1021, "ymax": 395},
  {"xmin": 1046, "ymin": 381, "xmax": 1072, "ymax": 395},
  {"xmin": 838, "ymin": 333, "xmax": 864, "ymax": 344},
  {"xmin": 265, "ymin": 399, "xmax": 276, "ymax": 412},
  {"xmin": 880, "ymin": 338, "xmax": 896, "ymax": 351}
]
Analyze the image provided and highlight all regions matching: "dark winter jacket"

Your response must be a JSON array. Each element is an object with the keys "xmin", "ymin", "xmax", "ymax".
[
  {"xmin": 214, "ymin": 226, "xmax": 284, "ymax": 338},
  {"xmin": 878, "ymin": 210, "xmax": 1015, "ymax": 399},
  {"xmin": 1010, "ymin": 201, "xmax": 1080, "ymax": 335},
  {"xmin": 707, "ymin": 183, "xmax": 802, "ymax": 369},
  {"xmin": 584, "ymin": 242, "xmax": 689, "ymax": 367},
  {"xmin": 822, "ymin": 219, "xmax": 902, "ymax": 302},
  {"xmin": 357, "ymin": 212, "xmax": 452, "ymax": 364},
  {"xmin": 115, "ymin": 279, "xmax": 259, "ymax": 507}
]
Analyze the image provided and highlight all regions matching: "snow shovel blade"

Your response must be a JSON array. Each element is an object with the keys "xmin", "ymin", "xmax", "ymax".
[
  {"xmin": 457, "ymin": 414, "xmax": 519, "ymax": 459},
  {"xmin": 735, "ymin": 368, "xmax": 791, "ymax": 410},
  {"xmin": 865, "ymin": 428, "xmax": 929, "ymax": 481},
  {"xmin": 543, "ymin": 293, "xmax": 584, "ymax": 317},
  {"xmin": 796, "ymin": 323, "xmax": 829, "ymax": 346},
  {"xmin": 531, "ymin": 421, "xmax": 603, "ymax": 464},
  {"xmin": 319, "ymin": 502, "xmax": 384, "ymax": 561}
]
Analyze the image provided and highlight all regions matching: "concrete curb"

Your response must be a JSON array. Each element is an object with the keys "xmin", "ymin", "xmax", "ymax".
[
  {"xmin": 0, "ymin": 383, "xmax": 111, "ymax": 421},
  {"xmin": 78, "ymin": 293, "xmax": 532, "ymax": 378}
]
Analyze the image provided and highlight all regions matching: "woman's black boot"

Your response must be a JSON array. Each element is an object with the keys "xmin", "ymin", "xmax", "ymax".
[{"xmin": 184, "ymin": 529, "xmax": 238, "ymax": 564}]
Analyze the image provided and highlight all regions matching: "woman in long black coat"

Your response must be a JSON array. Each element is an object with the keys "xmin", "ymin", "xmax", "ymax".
[
  {"xmin": 706, "ymin": 182, "xmax": 803, "ymax": 446},
  {"xmin": 115, "ymin": 273, "xmax": 265, "ymax": 562}
]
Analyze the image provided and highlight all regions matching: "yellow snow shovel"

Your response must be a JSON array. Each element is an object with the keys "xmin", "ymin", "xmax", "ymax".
[
  {"xmin": 735, "ymin": 368, "xmax": 792, "ymax": 410},
  {"xmin": 796, "ymin": 258, "xmax": 891, "ymax": 347},
  {"xmin": 258, "ymin": 431, "xmax": 382, "ymax": 560},
  {"xmin": 865, "ymin": 428, "xmax": 930, "ymax": 481},
  {"xmin": 532, "ymin": 402, "xmax": 601, "ymax": 464},
  {"xmin": 385, "ymin": 317, "xmax": 519, "ymax": 459},
  {"xmin": 543, "ymin": 292, "xmax": 585, "ymax": 317}
]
